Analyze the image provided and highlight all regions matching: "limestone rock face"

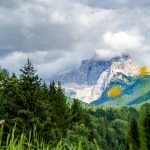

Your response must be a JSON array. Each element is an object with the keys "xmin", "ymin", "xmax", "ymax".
[
  {"xmin": 54, "ymin": 57, "xmax": 112, "ymax": 86},
  {"xmin": 90, "ymin": 57, "xmax": 138, "ymax": 103},
  {"xmin": 54, "ymin": 55, "xmax": 138, "ymax": 103}
]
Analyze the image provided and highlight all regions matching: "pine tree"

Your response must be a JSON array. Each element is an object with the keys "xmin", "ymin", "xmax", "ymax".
[
  {"xmin": 0, "ymin": 68, "xmax": 10, "ymax": 119},
  {"xmin": 41, "ymin": 82, "xmax": 49, "ymax": 101},
  {"xmin": 56, "ymin": 82, "xmax": 71, "ymax": 130},
  {"xmin": 127, "ymin": 116, "xmax": 140, "ymax": 150},
  {"xmin": 17, "ymin": 59, "xmax": 52, "ymax": 139},
  {"xmin": 20, "ymin": 59, "xmax": 41, "ymax": 111},
  {"xmin": 49, "ymin": 81, "xmax": 57, "ymax": 103},
  {"xmin": 139, "ymin": 104, "xmax": 150, "ymax": 150},
  {"xmin": 2, "ymin": 73, "xmax": 20, "ymax": 120},
  {"xmin": 48, "ymin": 81, "xmax": 71, "ymax": 143},
  {"xmin": 71, "ymin": 99, "xmax": 84, "ymax": 123},
  {"xmin": 0, "ymin": 60, "xmax": 53, "ymax": 141},
  {"xmin": 16, "ymin": 59, "xmax": 39, "ymax": 130}
]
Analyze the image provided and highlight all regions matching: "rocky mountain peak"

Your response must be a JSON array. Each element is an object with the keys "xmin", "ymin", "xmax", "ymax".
[
  {"xmin": 90, "ymin": 56, "xmax": 138, "ymax": 103},
  {"xmin": 53, "ymin": 55, "xmax": 138, "ymax": 103},
  {"xmin": 54, "ymin": 56, "xmax": 112, "ymax": 86}
]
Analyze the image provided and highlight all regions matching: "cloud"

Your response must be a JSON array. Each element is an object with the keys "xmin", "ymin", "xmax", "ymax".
[
  {"xmin": 96, "ymin": 31, "xmax": 147, "ymax": 62},
  {"xmin": 0, "ymin": 0, "xmax": 150, "ymax": 78},
  {"xmin": 96, "ymin": 49, "xmax": 121, "ymax": 59},
  {"xmin": 103, "ymin": 31, "xmax": 144, "ymax": 50},
  {"xmin": 0, "ymin": 49, "xmax": 93, "ymax": 78},
  {"xmin": 75, "ymin": 0, "xmax": 150, "ymax": 9}
]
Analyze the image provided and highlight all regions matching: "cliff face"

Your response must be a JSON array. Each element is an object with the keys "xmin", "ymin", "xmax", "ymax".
[
  {"xmin": 53, "ymin": 55, "xmax": 138, "ymax": 103},
  {"xmin": 54, "ymin": 57, "xmax": 112, "ymax": 86},
  {"xmin": 90, "ymin": 57, "xmax": 138, "ymax": 102}
]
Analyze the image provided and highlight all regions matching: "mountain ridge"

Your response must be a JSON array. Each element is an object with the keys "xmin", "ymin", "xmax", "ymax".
[
  {"xmin": 91, "ymin": 75, "xmax": 150, "ymax": 106},
  {"xmin": 53, "ymin": 54, "xmax": 139, "ymax": 103}
]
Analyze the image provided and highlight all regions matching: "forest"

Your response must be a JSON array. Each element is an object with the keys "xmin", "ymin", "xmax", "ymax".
[{"xmin": 0, "ymin": 59, "xmax": 150, "ymax": 150}]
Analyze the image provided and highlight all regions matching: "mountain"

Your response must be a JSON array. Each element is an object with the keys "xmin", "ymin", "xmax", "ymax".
[
  {"xmin": 53, "ymin": 54, "xmax": 138, "ymax": 103},
  {"xmin": 90, "ymin": 56, "xmax": 138, "ymax": 102},
  {"xmin": 91, "ymin": 75, "xmax": 150, "ymax": 106},
  {"xmin": 54, "ymin": 55, "xmax": 112, "ymax": 85}
]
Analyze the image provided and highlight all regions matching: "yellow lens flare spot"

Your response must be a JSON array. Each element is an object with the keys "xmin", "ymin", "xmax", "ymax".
[
  {"xmin": 108, "ymin": 86, "xmax": 122, "ymax": 97},
  {"xmin": 139, "ymin": 66, "xmax": 149, "ymax": 76}
]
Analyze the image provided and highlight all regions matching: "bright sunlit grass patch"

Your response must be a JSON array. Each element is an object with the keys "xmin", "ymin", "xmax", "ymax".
[
  {"xmin": 107, "ymin": 86, "xmax": 122, "ymax": 97},
  {"xmin": 139, "ymin": 66, "xmax": 149, "ymax": 76}
]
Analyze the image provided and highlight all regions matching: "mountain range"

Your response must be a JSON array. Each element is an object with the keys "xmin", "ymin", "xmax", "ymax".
[{"xmin": 53, "ymin": 54, "xmax": 150, "ymax": 106}]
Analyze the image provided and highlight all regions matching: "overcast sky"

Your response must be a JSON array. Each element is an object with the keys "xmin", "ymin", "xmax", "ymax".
[{"xmin": 0, "ymin": 0, "xmax": 150, "ymax": 78}]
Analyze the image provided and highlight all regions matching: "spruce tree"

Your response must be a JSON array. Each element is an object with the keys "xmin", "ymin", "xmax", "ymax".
[
  {"xmin": 20, "ymin": 59, "xmax": 41, "ymax": 111},
  {"xmin": 139, "ymin": 105, "xmax": 150, "ymax": 150},
  {"xmin": 0, "ymin": 68, "xmax": 10, "ymax": 119},
  {"xmin": 71, "ymin": 99, "xmax": 84, "ymax": 123},
  {"xmin": 20, "ymin": 60, "xmax": 37, "ymax": 121},
  {"xmin": 56, "ymin": 82, "xmax": 71, "ymax": 130},
  {"xmin": 48, "ymin": 81, "xmax": 71, "ymax": 143},
  {"xmin": 49, "ymin": 81, "xmax": 57, "ymax": 103},
  {"xmin": 2, "ymin": 73, "xmax": 20, "ymax": 120},
  {"xmin": 18, "ymin": 59, "xmax": 52, "ymax": 137},
  {"xmin": 127, "ymin": 116, "xmax": 140, "ymax": 150}
]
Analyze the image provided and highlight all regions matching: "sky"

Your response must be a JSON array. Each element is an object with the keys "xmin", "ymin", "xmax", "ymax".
[{"xmin": 0, "ymin": 0, "xmax": 150, "ymax": 79}]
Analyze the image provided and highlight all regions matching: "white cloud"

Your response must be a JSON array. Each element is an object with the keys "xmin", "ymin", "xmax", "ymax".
[
  {"xmin": 103, "ymin": 31, "xmax": 144, "ymax": 50},
  {"xmin": 50, "ymin": 11, "xmax": 68, "ymax": 24},
  {"xmin": 95, "ymin": 49, "xmax": 122, "ymax": 59}
]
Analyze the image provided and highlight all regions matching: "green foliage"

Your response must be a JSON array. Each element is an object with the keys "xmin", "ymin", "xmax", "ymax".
[
  {"xmin": 71, "ymin": 99, "xmax": 84, "ymax": 123},
  {"xmin": 48, "ymin": 81, "xmax": 71, "ymax": 143},
  {"xmin": 0, "ymin": 59, "xmax": 150, "ymax": 150},
  {"xmin": 127, "ymin": 116, "xmax": 140, "ymax": 150},
  {"xmin": 138, "ymin": 104, "xmax": 150, "ymax": 150},
  {"xmin": 0, "ymin": 59, "xmax": 71, "ymax": 144}
]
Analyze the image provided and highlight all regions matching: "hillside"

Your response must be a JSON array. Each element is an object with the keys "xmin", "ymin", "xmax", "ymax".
[
  {"xmin": 53, "ymin": 55, "xmax": 138, "ymax": 103},
  {"xmin": 0, "ymin": 60, "xmax": 150, "ymax": 150},
  {"xmin": 91, "ymin": 75, "xmax": 150, "ymax": 106}
]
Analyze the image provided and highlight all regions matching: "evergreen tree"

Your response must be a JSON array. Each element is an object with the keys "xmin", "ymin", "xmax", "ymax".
[
  {"xmin": 71, "ymin": 99, "xmax": 84, "ymax": 123},
  {"xmin": 139, "ymin": 105, "xmax": 150, "ymax": 150},
  {"xmin": 127, "ymin": 116, "xmax": 140, "ymax": 150},
  {"xmin": 56, "ymin": 82, "xmax": 71, "ymax": 130},
  {"xmin": 48, "ymin": 81, "xmax": 71, "ymax": 143},
  {"xmin": 19, "ymin": 59, "xmax": 54, "ymax": 141},
  {"xmin": 2, "ymin": 73, "xmax": 20, "ymax": 121},
  {"xmin": 20, "ymin": 59, "xmax": 41, "ymax": 111},
  {"xmin": 0, "ymin": 68, "xmax": 10, "ymax": 119},
  {"xmin": 16, "ymin": 59, "xmax": 40, "ymax": 131},
  {"xmin": 40, "ymin": 82, "xmax": 49, "ymax": 101},
  {"xmin": 49, "ymin": 81, "xmax": 57, "ymax": 103},
  {"xmin": 1, "ymin": 59, "xmax": 51, "ymax": 137}
]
